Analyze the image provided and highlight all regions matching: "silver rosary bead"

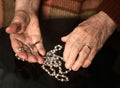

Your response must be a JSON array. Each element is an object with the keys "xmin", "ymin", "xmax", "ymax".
[
  {"xmin": 15, "ymin": 44, "xmax": 71, "ymax": 82},
  {"xmin": 41, "ymin": 45, "xmax": 71, "ymax": 82}
]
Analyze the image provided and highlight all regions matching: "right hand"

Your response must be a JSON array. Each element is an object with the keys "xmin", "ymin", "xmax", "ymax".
[{"xmin": 6, "ymin": 10, "xmax": 46, "ymax": 64}]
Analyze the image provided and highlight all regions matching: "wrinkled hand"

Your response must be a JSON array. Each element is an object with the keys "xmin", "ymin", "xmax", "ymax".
[
  {"xmin": 61, "ymin": 11, "xmax": 116, "ymax": 71},
  {"xmin": 6, "ymin": 10, "xmax": 46, "ymax": 64}
]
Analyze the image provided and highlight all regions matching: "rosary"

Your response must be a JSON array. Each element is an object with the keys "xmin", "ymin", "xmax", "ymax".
[
  {"xmin": 15, "ymin": 45, "xmax": 71, "ymax": 82},
  {"xmin": 41, "ymin": 45, "xmax": 71, "ymax": 82}
]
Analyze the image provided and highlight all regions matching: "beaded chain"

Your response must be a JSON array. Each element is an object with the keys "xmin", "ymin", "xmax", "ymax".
[
  {"xmin": 41, "ymin": 45, "xmax": 71, "ymax": 82},
  {"xmin": 15, "ymin": 45, "xmax": 71, "ymax": 82}
]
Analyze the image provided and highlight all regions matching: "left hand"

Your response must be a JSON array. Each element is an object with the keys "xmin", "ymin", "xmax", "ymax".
[
  {"xmin": 6, "ymin": 10, "xmax": 45, "ymax": 64},
  {"xmin": 61, "ymin": 11, "xmax": 116, "ymax": 71}
]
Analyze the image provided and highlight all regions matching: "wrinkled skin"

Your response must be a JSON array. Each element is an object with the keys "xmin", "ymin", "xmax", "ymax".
[
  {"xmin": 6, "ymin": 10, "xmax": 46, "ymax": 64},
  {"xmin": 61, "ymin": 11, "xmax": 116, "ymax": 71},
  {"xmin": 6, "ymin": 0, "xmax": 116, "ymax": 71}
]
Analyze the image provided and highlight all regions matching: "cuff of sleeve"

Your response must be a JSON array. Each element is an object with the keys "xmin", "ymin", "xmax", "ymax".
[{"xmin": 98, "ymin": 0, "xmax": 120, "ymax": 31}]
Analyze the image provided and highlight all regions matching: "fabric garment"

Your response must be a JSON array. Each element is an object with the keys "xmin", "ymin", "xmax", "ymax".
[
  {"xmin": 0, "ymin": 0, "xmax": 120, "ymax": 30},
  {"xmin": 0, "ymin": 18, "xmax": 120, "ymax": 88},
  {"xmin": 0, "ymin": 0, "xmax": 15, "ymax": 27},
  {"xmin": 41, "ymin": 0, "xmax": 120, "ymax": 30},
  {"xmin": 98, "ymin": 0, "xmax": 120, "ymax": 30},
  {"xmin": 0, "ymin": 0, "xmax": 120, "ymax": 88},
  {"xmin": 0, "ymin": 0, "xmax": 3, "ymax": 28},
  {"xmin": 40, "ymin": 0, "xmax": 102, "ymax": 19}
]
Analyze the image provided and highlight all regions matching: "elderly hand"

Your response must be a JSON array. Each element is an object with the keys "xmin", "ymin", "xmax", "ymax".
[
  {"xmin": 6, "ymin": 10, "xmax": 45, "ymax": 64},
  {"xmin": 61, "ymin": 11, "xmax": 116, "ymax": 71}
]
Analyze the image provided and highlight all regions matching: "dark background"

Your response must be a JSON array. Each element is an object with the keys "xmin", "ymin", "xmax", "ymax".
[{"xmin": 0, "ymin": 18, "xmax": 120, "ymax": 88}]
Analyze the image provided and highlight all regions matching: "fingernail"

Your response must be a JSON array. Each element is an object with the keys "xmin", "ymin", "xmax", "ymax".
[
  {"xmin": 40, "ymin": 49, "xmax": 46, "ymax": 56},
  {"xmin": 72, "ymin": 66, "xmax": 78, "ymax": 71},
  {"xmin": 72, "ymin": 64, "xmax": 82, "ymax": 71},
  {"xmin": 38, "ymin": 58, "xmax": 44, "ymax": 64},
  {"xmin": 65, "ymin": 63, "xmax": 71, "ymax": 69}
]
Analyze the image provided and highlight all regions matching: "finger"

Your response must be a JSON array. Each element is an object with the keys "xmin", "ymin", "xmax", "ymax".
[
  {"xmin": 6, "ymin": 10, "xmax": 29, "ymax": 34},
  {"xmin": 35, "ymin": 40, "xmax": 46, "ymax": 56},
  {"xmin": 10, "ymin": 38, "xmax": 27, "ymax": 59},
  {"xmin": 36, "ymin": 55, "xmax": 44, "ymax": 64},
  {"xmin": 65, "ymin": 42, "xmax": 84, "ymax": 69},
  {"xmin": 63, "ymin": 40, "xmax": 72, "ymax": 62},
  {"xmin": 28, "ymin": 46, "xmax": 44, "ymax": 64},
  {"xmin": 61, "ymin": 35, "xmax": 69, "ymax": 42},
  {"xmin": 72, "ymin": 45, "xmax": 91, "ymax": 71},
  {"xmin": 63, "ymin": 33, "xmax": 82, "ymax": 61},
  {"xmin": 27, "ymin": 53, "xmax": 38, "ymax": 63},
  {"xmin": 82, "ymin": 49, "xmax": 97, "ymax": 68},
  {"xmin": 6, "ymin": 23, "xmax": 21, "ymax": 34}
]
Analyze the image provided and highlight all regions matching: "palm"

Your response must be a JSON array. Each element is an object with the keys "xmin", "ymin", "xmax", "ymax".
[{"xmin": 7, "ymin": 11, "xmax": 45, "ymax": 64}]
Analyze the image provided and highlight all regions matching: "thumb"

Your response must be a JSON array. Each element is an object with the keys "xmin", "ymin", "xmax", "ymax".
[
  {"xmin": 61, "ymin": 35, "xmax": 69, "ymax": 42},
  {"xmin": 6, "ymin": 23, "xmax": 21, "ymax": 34}
]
